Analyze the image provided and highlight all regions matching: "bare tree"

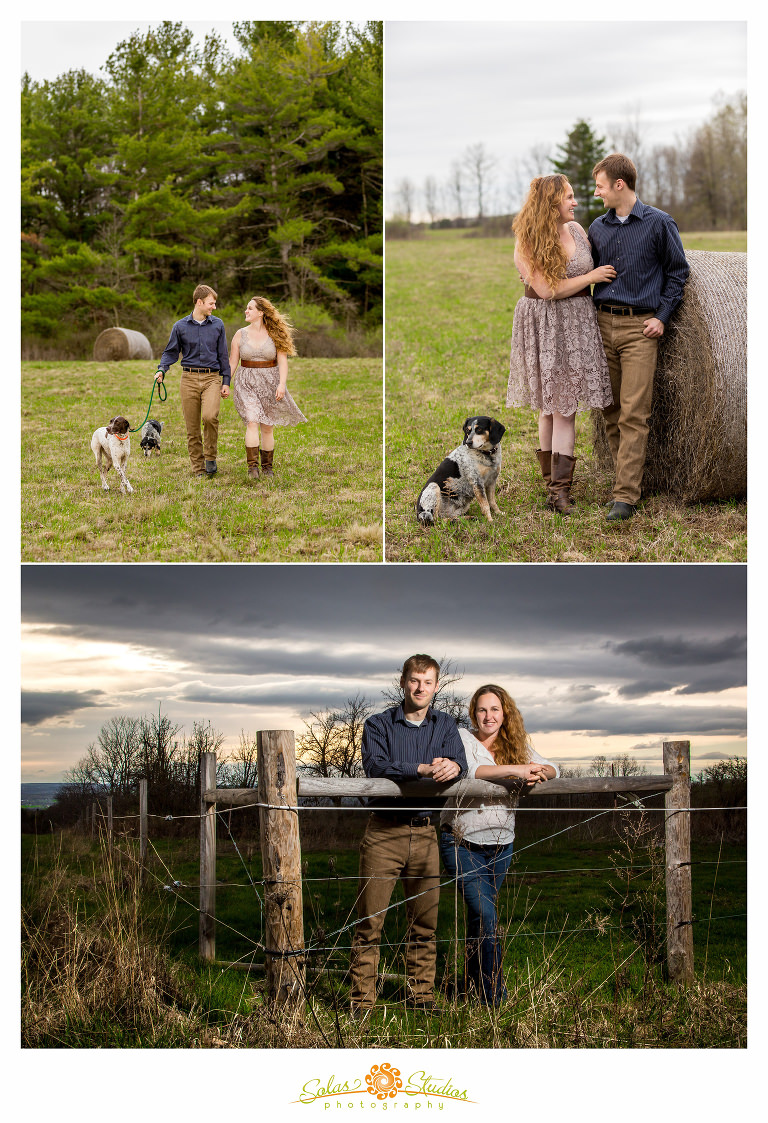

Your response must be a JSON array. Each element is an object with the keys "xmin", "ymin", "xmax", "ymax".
[
  {"xmin": 446, "ymin": 160, "xmax": 465, "ymax": 220},
  {"xmin": 591, "ymin": 754, "xmax": 609, "ymax": 778},
  {"xmin": 462, "ymin": 142, "xmax": 497, "ymax": 220},
  {"xmin": 297, "ymin": 694, "xmax": 374, "ymax": 779},
  {"xmin": 607, "ymin": 101, "xmax": 647, "ymax": 183},
  {"xmin": 423, "ymin": 175, "xmax": 439, "ymax": 225},
  {"xmin": 223, "ymin": 730, "xmax": 259, "ymax": 788},
  {"xmin": 610, "ymin": 753, "xmax": 647, "ymax": 778},
  {"xmin": 79, "ymin": 715, "xmax": 142, "ymax": 795},
  {"xmin": 395, "ymin": 177, "xmax": 415, "ymax": 224}
]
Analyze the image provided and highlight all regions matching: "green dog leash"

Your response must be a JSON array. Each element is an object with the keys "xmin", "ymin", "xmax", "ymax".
[{"xmin": 129, "ymin": 377, "xmax": 168, "ymax": 433}]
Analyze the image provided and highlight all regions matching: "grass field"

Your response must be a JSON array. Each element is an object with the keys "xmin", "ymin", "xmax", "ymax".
[
  {"xmin": 21, "ymin": 357, "xmax": 382, "ymax": 562},
  {"xmin": 22, "ymin": 826, "xmax": 746, "ymax": 1049},
  {"xmin": 385, "ymin": 229, "xmax": 747, "ymax": 563}
]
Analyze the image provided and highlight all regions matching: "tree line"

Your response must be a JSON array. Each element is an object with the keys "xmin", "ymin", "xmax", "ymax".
[
  {"xmin": 25, "ymin": 691, "xmax": 744, "ymax": 847},
  {"xmin": 392, "ymin": 92, "xmax": 746, "ymax": 233},
  {"xmin": 21, "ymin": 20, "xmax": 382, "ymax": 356}
]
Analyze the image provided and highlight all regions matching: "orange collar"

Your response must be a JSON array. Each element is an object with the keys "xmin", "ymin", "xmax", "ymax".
[{"xmin": 114, "ymin": 433, "xmax": 129, "ymax": 441}]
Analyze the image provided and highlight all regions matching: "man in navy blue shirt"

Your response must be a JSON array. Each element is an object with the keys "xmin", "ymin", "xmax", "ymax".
[
  {"xmin": 155, "ymin": 284, "xmax": 232, "ymax": 477},
  {"xmin": 349, "ymin": 654, "xmax": 467, "ymax": 1016},
  {"xmin": 589, "ymin": 154, "xmax": 689, "ymax": 521}
]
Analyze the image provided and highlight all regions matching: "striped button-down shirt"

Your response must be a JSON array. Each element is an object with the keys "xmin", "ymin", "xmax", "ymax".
[
  {"xmin": 588, "ymin": 198, "xmax": 690, "ymax": 324},
  {"xmin": 158, "ymin": 313, "xmax": 232, "ymax": 385},
  {"xmin": 362, "ymin": 704, "xmax": 468, "ymax": 812}
]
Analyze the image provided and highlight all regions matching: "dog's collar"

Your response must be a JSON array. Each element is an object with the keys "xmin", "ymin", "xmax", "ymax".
[{"xmin": 114, "ymin": 433, "xmax": 129, "ymax": 441}]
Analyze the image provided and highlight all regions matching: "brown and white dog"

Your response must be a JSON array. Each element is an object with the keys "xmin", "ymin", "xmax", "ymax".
[
  {"xmin": 91, "ymin": 416, "xmax": 133, "ymax": 494},
  {"xmin": 416, "ymin": 416, "xmax": 505, "ymax": 525}
]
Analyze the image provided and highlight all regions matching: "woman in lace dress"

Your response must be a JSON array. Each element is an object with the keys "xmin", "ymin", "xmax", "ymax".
[
  {"xmin": 229, "ymin": 297, "xmax": 307, "ymax": 480},
  {"xmin": 507, "ymin": 175, "xmax": 615, "ymax": 513},
  {"xmin": 440, "ymin": 684, "xmax": 558, "ymax": 1007}
]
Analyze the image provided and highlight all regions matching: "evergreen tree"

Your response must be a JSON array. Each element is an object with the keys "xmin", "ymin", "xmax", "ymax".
[{"xmin": 553, "ymin": 119, "xmax": 607, "ymax": 226}]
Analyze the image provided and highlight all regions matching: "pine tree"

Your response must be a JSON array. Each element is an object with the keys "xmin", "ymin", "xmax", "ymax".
[{"xmin": 553, "ymin": 119, "xmax": 607, "ymax": 227}]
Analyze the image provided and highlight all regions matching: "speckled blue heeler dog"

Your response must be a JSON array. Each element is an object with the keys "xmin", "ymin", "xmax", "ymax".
[{"xmin": 416, "ymin": 416, "xmax": 506, "ymax": 526}]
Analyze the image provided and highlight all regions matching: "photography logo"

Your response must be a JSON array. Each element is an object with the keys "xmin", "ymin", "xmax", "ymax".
[{"xmin": 294, "ymin": 1061, "xmax": 475, "ymax": 1108}]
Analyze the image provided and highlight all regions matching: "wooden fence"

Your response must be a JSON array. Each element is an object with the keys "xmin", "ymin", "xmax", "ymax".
[{"xmin": 198, "ymin": 734, "xmax": 695, "ymax": 1011}]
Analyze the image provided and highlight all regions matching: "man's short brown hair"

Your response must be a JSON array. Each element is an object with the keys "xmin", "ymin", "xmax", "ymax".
[
  {"xmin": 592, "ymin": 153, "xmax": 637, "ymax": 191},
  {"xmin": 193, "ymin": 284, "xmax": 217, "ymax": 304},
  {"xmin": 400, "ymin": 654, "xmax": 440, "ymax": 681}
]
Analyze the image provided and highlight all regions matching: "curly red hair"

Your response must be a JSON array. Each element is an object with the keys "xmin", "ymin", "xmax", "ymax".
[
  {"xmin": 512, "ymin": 175, "xmax": 571, "ymax": 295},
  {"xmin": 469, "ymin": 684, "xmax": 530, "ymax": 766}
]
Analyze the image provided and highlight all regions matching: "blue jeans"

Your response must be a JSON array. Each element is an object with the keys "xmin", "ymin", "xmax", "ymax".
[{"xmin": 440, "ymin": 830, "xmax": 514, "ymax": 1006}]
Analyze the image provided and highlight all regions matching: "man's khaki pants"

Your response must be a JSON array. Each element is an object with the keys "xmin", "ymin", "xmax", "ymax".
[
  {"xmin": 180, "ymin": 370, "xmax": 221, "ymax": 472},
  {"xmin": 349, "ymin": 815, "xmax": 440, "ymax": 1009},
  {"xmin": 597, "ymin": 310, "xmax": 660, "ymax": 505}
]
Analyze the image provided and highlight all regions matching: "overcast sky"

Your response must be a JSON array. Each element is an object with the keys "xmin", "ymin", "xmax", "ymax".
[
  {"xmin": 21, "ymin": 565, "xmax": 745, "ymax": 782},
  {"xmin": 386, "ymin": 20, "xmax": 746, "ymax": 217},
  {"xmin": 21, "ymin": 20, "xmax": 255, "ymax": 83}
]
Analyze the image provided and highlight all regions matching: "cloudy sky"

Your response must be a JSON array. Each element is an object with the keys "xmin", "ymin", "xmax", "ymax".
[
  {"xmin": 386, "ymin": 20, "xmax": 747, "ymax": 217},
  {"xmin": 21, "ymin": 20, "xmax": 247, "ymax": 83},
  {"xmin": 22, "ymin": 565, "xmax": 745, "ymax": 782}
]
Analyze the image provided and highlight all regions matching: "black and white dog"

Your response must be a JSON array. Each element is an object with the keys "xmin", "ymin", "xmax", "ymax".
[
  {"xmin": 91, "ymin": 416, "xmax": 133, "ymax": 494},
  {"xmin": 140, "ymin": 419, "xmax": 163, "ymax": 457},
  {"xmin": 416, "ymin": 416, "xmax": 505, "ymax": 526}
]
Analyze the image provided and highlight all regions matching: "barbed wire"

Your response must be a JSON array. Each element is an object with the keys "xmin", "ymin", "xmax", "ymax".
[
  {"xmin": 86, "ymin": 800, "xmax": 748, "ymax": 821},
  {"xmin": 57, "ymin": 786, "xmax": 746, "ymax": 984}
]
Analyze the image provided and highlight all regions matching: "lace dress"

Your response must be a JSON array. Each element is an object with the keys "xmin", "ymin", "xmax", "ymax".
[
  {"xmin": 506, "ymin": 223, "xmax": 612, "ymax": 414},
  {"xmin": 232, "ymin": 328, "xmax": 308, "ymax": 427}
]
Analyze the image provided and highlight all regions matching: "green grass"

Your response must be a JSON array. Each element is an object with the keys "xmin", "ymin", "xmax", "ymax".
[
  {"xmin": 21, "ymin": 358, "xmax": 382, "ymax": 562},
  {"xmin": 385, "ymin": 229, "xmax": 746, "ymax": 562},
  {"xmin": 22, "ymin": 827, "xmax": 746, "ymax": 1048}
]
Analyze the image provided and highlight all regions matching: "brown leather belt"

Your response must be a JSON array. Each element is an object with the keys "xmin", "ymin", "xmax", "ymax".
[
  {"xmin": 240, "ymin": 358, "xmax": 277, "ymax": 367},
  {"xmin": 597, "ymin": 303, "xmax": 657, "ymax": 317},
  {"xmin": 524, "ymin": 285, "xmax": 590, "ymax": 300}
]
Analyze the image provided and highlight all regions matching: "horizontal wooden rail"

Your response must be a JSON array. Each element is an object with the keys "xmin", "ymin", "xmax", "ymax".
[{"xmin": 204, "ymin": 773, "xmax": 672, "ymax": 806}]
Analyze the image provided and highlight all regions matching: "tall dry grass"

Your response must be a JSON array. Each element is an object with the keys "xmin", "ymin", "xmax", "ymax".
[{"xmin": 21, "ymin": 828, "xmax": 746, "ymax": 1049}]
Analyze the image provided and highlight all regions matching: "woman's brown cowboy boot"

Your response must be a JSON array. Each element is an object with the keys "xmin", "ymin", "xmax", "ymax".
[
  {"xmin": 246, "ymin": 445, "xmax": 260, "ymax": 479},
  {"xmin": 548, "ymin": 452, "xmax": 577, "ymax": 514},
  {"xmin": 535, "ymin": 449, "xmax": 552, "ymax": 498},
  {"xmin": 260, "ymin": 448, "xmax": 275, "ymax": 478}
]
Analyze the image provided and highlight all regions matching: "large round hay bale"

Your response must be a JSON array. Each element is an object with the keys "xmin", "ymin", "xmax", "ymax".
[
  {"xmin": 93, "ymin": 327, "xmax": 153, "ymax": 361},
  {"xmin": 592, "ymin": 249, "xmax": 746, "ymax": 502}
]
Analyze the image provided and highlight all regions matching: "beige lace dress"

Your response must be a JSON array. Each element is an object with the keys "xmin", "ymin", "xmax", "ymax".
[
  {"xmin": 232, "ymin": 328, "xmax": 308, "ymax": 427},
  {"xmin": 506, "ymin": 223, "xmax": 612, "ymax": 414}
]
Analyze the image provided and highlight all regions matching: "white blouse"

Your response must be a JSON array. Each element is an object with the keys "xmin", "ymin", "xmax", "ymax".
[{"xmin": 440, "ymin": 727, "xmax": 560, "ymax": 846}]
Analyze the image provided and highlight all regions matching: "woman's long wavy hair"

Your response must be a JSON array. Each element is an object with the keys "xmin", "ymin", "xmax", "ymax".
[
  {"xmin": 250, "ymin": 296, "xmax": 298, "ymax": 356},
  {"xmin": 469, "ymin": 684, "xmax": 531, "ymax": 766},
  {"xmin": 512, "ymin": 174, "xmax": 571, "ymax": 295}
]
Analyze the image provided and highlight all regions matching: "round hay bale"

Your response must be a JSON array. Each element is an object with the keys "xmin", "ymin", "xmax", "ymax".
[
  {"xmin": 93, "ymin": 327, "xmax": 153, "ymax": 362},
  {"xmin": 592, "ymin": 249, "xmax": 746, "ymax": 502}
]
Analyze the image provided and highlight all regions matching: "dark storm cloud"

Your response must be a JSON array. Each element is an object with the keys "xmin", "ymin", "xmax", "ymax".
[
  {"xmin": 564, "ymin": 685, "xmax": 608, "ymax": 704},
  {"xmin": 178, "ymin": 681, "xmax": 371, "ymax": 715},
  {"xmin": 21, "ymin": 565, "xmax": 746, "ymax": 649},
  {"xmin": 22, "ymin": 566, "xmax": 745, "ymax": 744},
  {"xmin": 609, "ymin": 635, "xmax": 746, "ymax": 667},
  {"xmin": 524, "ymin": 700, "xmax": 745, "ymax": 739},
  {"xmin": 616, "ymin": 680, "xmax": 675, "ymax": 699},
  {"xmin": 22, "ymin": 689, "xmax": 106, "ymax": 726}
]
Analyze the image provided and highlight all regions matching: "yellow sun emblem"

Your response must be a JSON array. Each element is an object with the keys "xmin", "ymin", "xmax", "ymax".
[{"xmin": 365, "ymin": 1063, "xmax": 403, "ymax": 1100}]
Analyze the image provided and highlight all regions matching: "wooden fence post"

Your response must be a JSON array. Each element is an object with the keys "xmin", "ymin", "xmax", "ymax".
[
  {"xmin": 257, "ymin": 730, "xmax": 305, "ymax": 1012},
  {"xmin": 200, "ymin": 752, "xmax": 217, "ymax": 962},
  {"xmin": 663, "ymin": 740, "xmax": 694, "ymax": 984},
  {"xmin": 139, "ymin": 779, "xmax": 148, "ymax": 884},
  {"xmin": 107, "ymin": 795, "xmax": 113, "ymax": 852}
]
